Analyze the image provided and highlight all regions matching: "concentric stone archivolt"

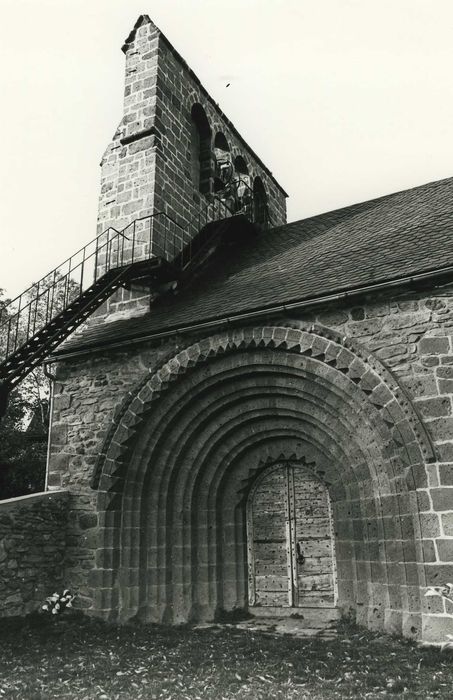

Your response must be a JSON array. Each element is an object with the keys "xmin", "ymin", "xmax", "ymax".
[
  {"xmin": 89, "ymin": 325, "xmax": 433, "ymax": 634},
  {"xmin": 93, "ymin": 325, "xmax": 434, "ymax": 492}
]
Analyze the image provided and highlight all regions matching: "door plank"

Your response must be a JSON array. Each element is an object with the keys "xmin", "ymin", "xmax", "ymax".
[
  {"xmin": 292, "ymin": 466, "xmax": 335, "ymax": 607},
  {"xmin": 247, "ymin": 463, "xmax": 337, "ymax": 609},
  {"xmin": 248, "ymin": 465, "xmax": 291, "ymax": 606}
]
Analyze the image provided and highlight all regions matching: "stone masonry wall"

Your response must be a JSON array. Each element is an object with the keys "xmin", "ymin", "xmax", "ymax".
[
  {"xmin": 151, "ymin": 32, "xmax": 287, "ymax": 232},
  {"xmin": 93, "ymin": 16, "xmax": 287, "ymax": 323},
  {"xmin": 47, "ymin": 280, "xmax": 453, "ymax": 639},
  {"xmin": 0, "ymin": 491, "xmax": 68, "ymax": 617}
]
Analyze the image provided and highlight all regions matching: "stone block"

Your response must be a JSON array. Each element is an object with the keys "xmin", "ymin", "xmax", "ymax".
[
  {"xmin": 49, "ymin": 453, "xmax": 71, "ymax": 472},
  {"xmin": 79, "ymin": 513, "xmax": 98, "ymax": 530},
  {"xmin": 387, "ymin": 311, "xmax": 430, "ymax": 330},
  {"xmin": 404, "ymin": 562, "xmax": 420, "ymax": 586},
  {"xmin": 401, "ymin": 612, "xmax": 421, "ymax": 639},
  {"xmin": 437, "ymin": 366, "xmax": 453, "ymax": 379},
  {"xmin": 387, "ymin": 584, "xmax": 402, "ymax": 609},
  {"xmin": 421, "ymin": 356, "xmax": 440, "ymax": 367},
  {"xmin": 438, "ymin": 378, "xmax": 453, "ymax": 395},
  {"xmin": 422, "ymin": 592, "xmax": 445, "ymax": 614},
  {"xmin": 439, "ymin": 464, "xmax": 453, "ymax": 486},
  {"xmin": 46, "ymin": 472, "xmax": 62, "ymax": 488},
  {"xmin": 422, "ymin": 614, "xmax": 453, "ymax": 644},
  {"xmin": 424, "ymin": 563, "xmax": 453, "ymax": 585},
  {"xmin": 427, "ymin": 418, "xmax": 453, "ymax": 442},
  {"xmin": 350, "ymin": 307, "xmax": 365, "ymax": 321},
  {"xmin": 419, "ymin": 337, "xmax": 450, "ymax": 355},
  {"xmin": 436, "ymin": 539, "xmax": 453, "ymax": 562},
  {"xmin": 430, "ymin": 488, "xmax": 453, "ymax": 512},
  {"xmin": 375, "ymin": 344, "xmax": 407, "ymax": 361},
  {"xmin": 420, "ymin": 513, "xmax": 440, "ymax": 538},
  {"xmin": 422, "ymin": 539, "xmax": 437, "ymax": 562},
  {"xmin": 403, "ymin": 374, "xmax": 438, "ymax": 399},
  {"xmin": 415, "ymin": 396, "xmax": 452, "ymax": 418},
  {"xmin": 346, "ymin": 318, "xmax": 384, "ymax": 337},
  {"xmin": 50, "ymin": 423, "xmax": 68, "ymax": 446},
  {"xmin": 442, "ymin": 513, "xmax": 453, "ymax": 537},
  {"xmin": 417, "ymin": 490, "xmax": 431, "ymax": 512},
  {"xmin": 384, "ymin": 609, "xmax": 402, "ymax": 635},
  {"xmin": 436, "ymin": 443, "xmax": 453, "ymax": 462}
]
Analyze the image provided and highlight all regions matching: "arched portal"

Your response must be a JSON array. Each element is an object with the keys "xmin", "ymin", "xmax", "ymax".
[
  {"xmin": 247, "ymin": 462, "xmax": 336, "ymax": 611},
  {"xmin": 93, "ymin": 326, "xmax": 434, "ymax": 639}
]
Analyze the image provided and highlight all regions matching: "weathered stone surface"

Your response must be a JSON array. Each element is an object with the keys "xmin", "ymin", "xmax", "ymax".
[
  {"xmin": 0, "ymin": 492, "xmax": 68, "ymax": 618},
  {"xmin": 430, "ymin": 488, "xmax": 453, "ymax": 512},
  {"xmin": 79, "ymin": 513, "xmax": 98, "ymax": 530},
  {"xmin": 442, "ymin": 512, "xmax": 453, "ymax": 536},
  {"xmin": 436, "ymin": 539, "xmax": 453, "ymax": 561},
  {"xmin": 422, "ymin": 614, "xmax": 453, "ymax": 643},
  {"xmin": 91, "ymin": 17, "xmax": 287, "ymax": 324},
  {"xmin": 39, "ymin": 16, "xmax": 453, "ymax": 645},
  {"xmin": 439, "ymin": 464, "xmax": 453, "ymax": 486},
  {"xmin": 414, "ymin": 397, "xmax": 451, "ymax": 419},
  {"xmin": 419, "ymin": 337, "xmax": 450, "ymax": 355}
]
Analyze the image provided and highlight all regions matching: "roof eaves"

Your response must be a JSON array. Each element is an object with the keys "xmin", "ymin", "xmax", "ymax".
[{"xmin": 49, "ymin": 261, "xmax": 453, "ymax": 361}]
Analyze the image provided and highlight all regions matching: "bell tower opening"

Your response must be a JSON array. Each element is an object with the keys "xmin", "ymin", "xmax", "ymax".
[{"xmin": 190, "ymin": 103, "xmax": 212, "ymax": 195}]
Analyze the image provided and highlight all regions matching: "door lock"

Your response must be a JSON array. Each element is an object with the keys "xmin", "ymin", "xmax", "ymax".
[{"xmin": 296, "ymin": 542, "xmax": 305, "ymax": 566}]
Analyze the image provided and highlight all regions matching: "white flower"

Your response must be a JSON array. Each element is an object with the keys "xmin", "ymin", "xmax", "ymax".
[{"xmin": 41, "ymin": 589, "xmax": 76, "ymax": 615}]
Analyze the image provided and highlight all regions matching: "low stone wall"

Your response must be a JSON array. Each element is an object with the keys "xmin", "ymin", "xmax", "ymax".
[{"xmin": 0, "ymin": 490, "xmax": 68, "ymax": 617}]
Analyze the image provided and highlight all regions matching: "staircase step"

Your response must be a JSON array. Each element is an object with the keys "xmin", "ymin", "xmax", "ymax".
[
  {"xmin": 1, "ymin": 218, "xmax": 250, "ymax": 397},
  {"xmin": 249, "ymin": 606, "xmax": 340, "ymax": 624}
]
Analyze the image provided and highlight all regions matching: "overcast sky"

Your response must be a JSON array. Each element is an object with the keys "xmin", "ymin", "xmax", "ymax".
[{"xmin": 1, "ymin": 0, "xmax": 453, "ymax": 300}]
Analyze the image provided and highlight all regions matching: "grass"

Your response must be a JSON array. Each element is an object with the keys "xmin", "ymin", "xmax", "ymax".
[{"xmin": 0, "ymin": 613, "xmax": 451, "ymax": 699}]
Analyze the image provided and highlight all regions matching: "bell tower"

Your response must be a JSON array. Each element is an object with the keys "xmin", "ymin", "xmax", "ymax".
[{"xmin": 95, "ymin": 15, "xmax": 287, "ymax": 320}]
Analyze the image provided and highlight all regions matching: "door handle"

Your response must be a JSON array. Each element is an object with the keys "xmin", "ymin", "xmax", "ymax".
[{"xmin": 296, "ymin": 542, "xmax": 305, "ymax": 566}]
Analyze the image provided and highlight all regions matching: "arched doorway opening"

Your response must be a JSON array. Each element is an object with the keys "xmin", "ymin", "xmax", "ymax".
[
  {"xmin": 247, "ymin": 462, "xmax": 336, "ymax": 611},
  {"xmin": 93, "ymin": 326, "xmax": 434, "ymax": 639}
]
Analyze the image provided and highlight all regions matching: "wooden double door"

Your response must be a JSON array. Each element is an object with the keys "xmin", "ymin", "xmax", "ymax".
[{"xmin": 247, "ymin": 463, "xmax": 336, "ymax": 608}]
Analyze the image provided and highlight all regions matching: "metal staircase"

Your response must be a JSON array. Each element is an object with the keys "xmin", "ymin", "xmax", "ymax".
[{"xmin": 0, "ymin": 181, "xmax": 268, "ymax": 419}]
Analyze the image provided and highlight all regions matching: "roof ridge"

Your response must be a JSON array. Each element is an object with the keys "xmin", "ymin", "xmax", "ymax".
[{"xmin": 282, "ymin": 174, "xmax": 453, "ymax": 230}]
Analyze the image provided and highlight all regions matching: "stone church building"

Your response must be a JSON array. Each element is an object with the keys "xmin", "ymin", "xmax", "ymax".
[{"xmin": 2, "ymin": 15, "xmax": 453, "ymax": 646}]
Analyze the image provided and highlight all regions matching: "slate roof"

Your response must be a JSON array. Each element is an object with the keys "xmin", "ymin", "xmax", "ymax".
[{"xmin": 55, "ymin": 176, "xmax": 453, "ymax": 356}]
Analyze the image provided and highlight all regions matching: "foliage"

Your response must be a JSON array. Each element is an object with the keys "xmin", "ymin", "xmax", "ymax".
[
  {"xmin": 41, "ymin": 591, "xmax": 76, "ymax": 615},
  {"xmin": 1, "ymin": 272, "xmax": 81, "ymax": 499},
  {"xmin": 0, "ymin": 286, "xmax": 50, "ymax": 499},
  {"xmin": 0, "ymin": 385, "xmax": 48, "ymax": 499},
  {"xmin": 0, "ymin": 617, "xmax": 451, "ymax": 699}
]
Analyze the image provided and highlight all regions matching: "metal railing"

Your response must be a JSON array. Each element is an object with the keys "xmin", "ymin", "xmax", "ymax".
[{"xmin": 0, "ymin": 178, "xmax": 269, "ymax": 366}]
